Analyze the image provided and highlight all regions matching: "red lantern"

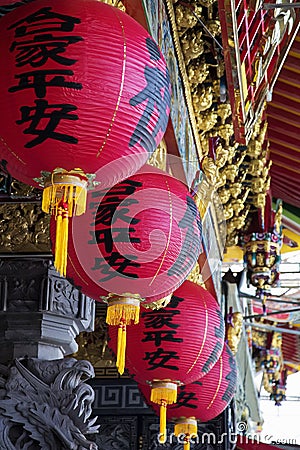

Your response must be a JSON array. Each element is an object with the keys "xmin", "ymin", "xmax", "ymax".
[
  {"xmin": 109, "ymin": 280, "xmax": 225, "ymax": 441},
  {"xmin": 51, "ymin": 167, "xmax": 202, "ymax": 373},
  {"xmin": 138, "ymin": 343, "xmax": 237, "ymax": 449},
  {"xmin": 0, "ymin": 0, "xmax": 171, "ymax": 272}
]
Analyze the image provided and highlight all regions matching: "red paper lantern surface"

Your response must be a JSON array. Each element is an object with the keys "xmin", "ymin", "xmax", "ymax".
[
  {"xmin": 52, "ymin": 167, "xmax": 202, "ymax": 303},
  {"xmin": 0, "ymin": 0, "xmax": 171, "ymax": 188},
  {"xmin": 139, "ymin": 343, "xmax": 237, "ymax": 422},
  {"xmin": 109, "ymin": 280, "xmax": 225, "ymax": 383}
]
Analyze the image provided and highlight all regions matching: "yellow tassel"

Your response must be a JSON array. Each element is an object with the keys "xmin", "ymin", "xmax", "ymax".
[
  {"xmin": 116, "ymin": 321, "xmax": 126, "ymax": 375},
  {"xmin": 106, "ymin": 303, "xmax": 139, "ymax": 326},
  {"xmin": 105, "ymin": 295, "xmax": 141, "ymax": 375},
  {"xmin": 174, "ymin": 419, "xmax": 197, "ymax": 437},
  {"xmin": 151, "ymin": 383, "xmax": 177, "ymax": 405},
  {"xmin": 54, "ymin": 202, "xmax": 69, "ymax": 277},
  {"xmin": 159, "ymin": 402, "xmax": 167, "ymax": 444},
  {"xmin": 184, "ymin": 440, "xmax": 190, "ymax": 450},
  {"xmin": 41, "ymin": 168, "xmax": 91, "ymax": 277},
  {"xmin": 150, "ymin": 381, "xmax": 178, "ymax": 445},
  {"xmin": 174, "ymin": 417, "xmax": 197, "ymax": 450}
]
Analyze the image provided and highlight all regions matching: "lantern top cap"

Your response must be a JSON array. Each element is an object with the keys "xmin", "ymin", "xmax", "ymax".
[
  {"xmin": 103, "ymin": 292, "xmax": 143, "ymax": 303},
  {"xmin": 175, "ymin": 417, "xmax": 197, "ymax": 425},
  {"xmin": 34, "ymin": 168, "xmax": 98, "ymax": 190},
  {"xmin": 104, "ymin": 294, "xmax": 142, "ymax": 307},
  {"xmin": 150, "ymin": 380, "xmax": 180, "ymax": 389}
]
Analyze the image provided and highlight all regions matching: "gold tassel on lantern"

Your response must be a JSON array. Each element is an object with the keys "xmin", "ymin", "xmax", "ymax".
[
  {"xmin": 35, "ymin": 167, "xmax": 96, "ymax": 277},
  {"xmin": 150, "ymin": 380, "xmax": 178, "ymax": 444},
  {"xmin": 105, "ymin": 293, "xmax": 141, "ymax": 375},
  {"xmin": 54, "ymin": 200, "xmax": 69, "ymax": 277},
  {"xmin": 174, "ymin": 417, "xmax": 198, "ymax": 450}
]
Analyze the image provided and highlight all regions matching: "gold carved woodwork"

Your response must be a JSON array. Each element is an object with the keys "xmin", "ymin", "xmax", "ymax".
[
  {"xmin": 0, "ymin": 203, "xmax": 50, "ymax": 253},
  {"xmin": 181, "ymin": 30, "xmax": 204, "ymax": 65},
  {"xmin": 194, "ymin": 178, "xmax": 214, "ymax": 218},
  {"xmin": 228, "ymin": 182, "xmax": 243, "ymax": 199},
  {"xmin": 175, "ymin": 4, "xmax": 203, "ymax": 30},
  {"xmin": 74, "ymin": 316, "xmax": 115, "ymax": 369},
  {"xmin": 165, "ymin": 0, "xmax": 204, "ymax": 159},
  {"xmin": 187, "ymin": 59, "xmax": 209, "ymax": 86},
  {"xmin": 197, "ymin": 0, "xmax": 218, "ymax": 7},
  {"xmin": 217, "ymin": 103, "xmax": 232, "ymax": 125},
  {"xmin": 142, "ymin": 293, "xmax": 173, "ymax": 310},
  {"xmin": 218, "ymin": 187, "xmax": 231, "ymax": 204},
  {"xmin": 246, "ymin": 139, "xmax": 263, "ymax": 159},
  {"xmin": 201, "ymin": 156, "xmax": 218, "ymax": 185},
  {"xmin": 223, "ymin": 203, "xmax": 234, "ymax": 221},
  {"xmin": 226, "ymin": 311, "xmax": 243, "ymax": 355},
  {"xmin": 225, "ymin": 233, "xmax": 239, "ymax": 247},
  {"xmin": 209, "ymin": 123, "xmax": 234, "ymax": 146},
  {"xmin": 101, "ymin": 0, "xmax": 125, "ymax": 11},
  {"xmin": 252, "ymin": 328, "xmax": 268, "ymax": 349},
  {"xmin": 197, "ymin": 110, "xmax": 218, "ymax": 133},
  {"xmin": 215, "ymin": 144, "xmax": 230, "ymax": 169},
  {"xmin": 206, "ymin": 19, "xmax": 221, "ymax": 36},
  {"xmin": 165, "ymin": 1, "xmax": 273, "ymax": 247},
  {"xmin": 192, "ymin": 85, "xmax": 213, "ymax": 113},
  {"xmin": 231, "ymin": 188, "xmax": 250, "ymax": 216},
  {"xmin": 187, "ymin": 261, "xmax": 204, "ymax": 286}
]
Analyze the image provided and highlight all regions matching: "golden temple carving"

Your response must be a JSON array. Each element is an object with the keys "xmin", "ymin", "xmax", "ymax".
[
  {"xmin": 169, "ymin": 0, "xmax": 273, "ymax": 247},
  {"xmin": 0, "ymin": 204, "xmax": 50, "ymax": 253},
  {"xmin": 226, "ymin": 311, "xmax": 243, "ymax": 355},
  {"xmin": 142, "ymin": 294, "xmax": 173, "ymax": 310},
  {"xmin": 73, "ymin": 309, "xmax": 116, "ymax": 373},
  {"xmin": 101, "ymin": 0, "xmax": 125, "ymax": 10},
  {"xmin": 175, "ymin": 4, "xmax": 203, "ymax": 31}
]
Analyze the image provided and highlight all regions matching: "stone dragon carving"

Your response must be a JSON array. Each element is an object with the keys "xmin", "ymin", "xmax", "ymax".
[{"xmin": 0, "ymin": 358, "xmax": 99, "ymax": 450}]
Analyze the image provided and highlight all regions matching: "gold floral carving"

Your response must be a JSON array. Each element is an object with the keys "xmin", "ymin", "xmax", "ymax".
[{"xmin": 0, "ymin": 204, "xmax": 50, "ymax": 253}]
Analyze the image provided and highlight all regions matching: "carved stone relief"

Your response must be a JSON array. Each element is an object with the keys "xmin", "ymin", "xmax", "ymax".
[
  {"xmin": 0, "ymin": 357, "xmax": 99, "ymax": 450},
  {"xmin": 91, "ymin": 416, "xmax": 138, "ymax": 450},
  {"xmin": 0, "ymin": 258, "xmax": 95, "ymax": 363}
]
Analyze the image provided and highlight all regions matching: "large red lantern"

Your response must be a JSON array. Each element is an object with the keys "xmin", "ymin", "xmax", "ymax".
[
  {"xmin": 109, "ymin": 280, "xmax": 225, "ymax": 441},
  {"xmin": 138, "ymin": 344, "xmax": 237, "ymax": 449},
  {"xmin": 51, "ymin": 167, "xmax": 202, "ymax": 373},
  {"xmin": 0, "ymin": 0, "xmax": 171, "ymax": 271}
]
